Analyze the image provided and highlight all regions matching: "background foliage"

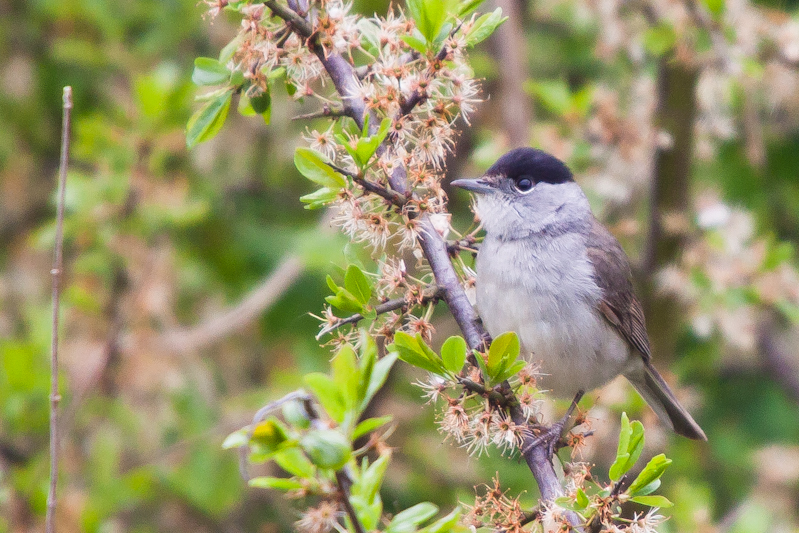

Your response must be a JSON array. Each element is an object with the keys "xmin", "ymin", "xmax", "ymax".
[{"xmin": 1, "ymin": 0, "xmax": 799, "ymax": 531}]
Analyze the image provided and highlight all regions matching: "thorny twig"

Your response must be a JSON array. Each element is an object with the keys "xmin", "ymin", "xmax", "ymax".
[{"xmin": 46, "ymin": 86, "xmax": 72, "ymax": 533}]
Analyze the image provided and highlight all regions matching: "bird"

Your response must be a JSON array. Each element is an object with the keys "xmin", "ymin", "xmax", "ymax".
[{"xmin": 451, "ymin": 147, "xmax": 707, "ymax": 441}]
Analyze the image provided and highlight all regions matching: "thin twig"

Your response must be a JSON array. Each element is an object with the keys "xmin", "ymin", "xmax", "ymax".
[
  {"xmin": 46, "ymin": 85, "xmax": 72, "ymax": 533},
  {"xmin": 316, "ymin": 287, "xmax": 443, "ymax": 340},
  {"xmin": 292, "ymin": 105, "xmax": 347, "ymax": 121},
  {"xmin": 324, "ymin": 161, "xmax": 408, "ymax": 206},
  {"xmin": 336, "ymin": 470, "xmax": 367, "ymax": 533}
]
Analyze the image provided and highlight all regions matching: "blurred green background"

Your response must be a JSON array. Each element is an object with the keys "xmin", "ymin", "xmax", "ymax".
[{"xmin": 2, "ymin": 0, "xmax": 799, "ymax": 531}]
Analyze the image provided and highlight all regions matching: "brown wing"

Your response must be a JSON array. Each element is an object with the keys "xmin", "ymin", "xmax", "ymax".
[{"xmin": 585, "ymin": 217, "xmax": 652, "ymax": 362}]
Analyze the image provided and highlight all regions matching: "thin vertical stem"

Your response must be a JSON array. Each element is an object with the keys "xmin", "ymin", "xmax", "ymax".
[{"xmin": 46, "ymin": 86, "xmax": 72, "ymax": 533}]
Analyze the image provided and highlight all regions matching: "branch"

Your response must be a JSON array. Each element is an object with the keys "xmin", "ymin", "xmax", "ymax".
[
  {"xmin": 47, "ymin": 85, "xmax": 72, "ymax": 533},
  {"xmin": 265, "ymin": 2, "xmax": 578, "ymax": 518},
  {"xmin": 316, "ymin": 286, "xmax": 444, "ymax": 340},
  {"xmin": 292, "ymin": 105, "xmax": 347, "ymax": 121},
  {"xmin": 265, "ymin": 0, "xmax": 369, "ymax": 128},
  {"xmin": 159, "ymin": 255, "xmax": 304, "ymax": 354}
]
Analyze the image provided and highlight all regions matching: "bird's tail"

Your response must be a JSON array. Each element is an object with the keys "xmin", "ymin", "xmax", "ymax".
[{"xmin": 629, "ymin": 362, "xmax": 707, "ymax": 441}]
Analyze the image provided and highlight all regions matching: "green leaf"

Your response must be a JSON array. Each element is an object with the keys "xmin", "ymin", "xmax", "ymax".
[
  {"xmin": 701, "ymin": 0, "xmax": 725, "ymax": 18},
  {"xmin": 465, "ymin": 8, "xmax": 507, "ymax": 48},
  {"xmin": 186, "ymin": 89, "xmax": 232, "ymax": 148},
  {"xmin": 294, "ymin": 147, "xmax": 347, "ymax": 188},
  {"xmin": 576, "ymin": 487, "xmax": 589, "ymax": 509},
  {"xmin": 353, "ymin": 416, "xmax": 393, "ymax": 440},
  {"xmin": 303, "ymin": 373, "xmax": 347, "ymax": 423},
  {"xmin": 628, "ymin": 454, "xmax": 673, "ymax": 495},
  {"xmin": 356, "ymin": 454, "xmax": 390, "ymax": 502},
  {"xmin": 363, "ymin": 352, "xmax": 398, "ymax": 407},
  {"xmin": 386, "ymin": 502, "xmax": 439, "ymax": 533},
  {"xmin": 554, "ymin": 496, "xmax": 586, "ymax": 512},
  {"xmin": 326, "ymin": 274, "xmax": 341, "ymax": 294},
  {"xmin": 345, "ymin": 265, "xmax": 372, "ymax": 305},
  {"xmin": 325, "ymin": 288, "xmax": 364, "ymax": 314},
  {"xmin": 418, "ymin": 507, "xmax": 464, "ymax": 533},
  {"xmin": 248, "ymin": 476, "xmax": 305, "ymax": 491},
  {"xmin": 192, "ymin": 57, "xmax": 230, "ymax": 86},
  {"xmin": 401, "ymin": 33, "xmax": 429, "ymax": 54},
  {"xmin": 457, "ymin": 0, "xmax": 485, "ymax": 17},
  {"xmin": 643, "ymin": 24, "xmax": 677, "ymax": 56},
  {"xmin": 250, "ymin": 89, "xmax": 271, "ymax": 121},
  {"xmin": 273, "ymin": 447, "xmax": 315, "ymax": 478},
  {"xmin": 222, "ymin": 428, "xmax": 248, "ymax": 449},
  {"xmin": 486, "ymin": 331, "xmax": 519, "ymax": 379},
  {"xmin": 631, "ymin": 478, "xmax": 661, "ymax": 497},
  {"xmin": 300, "ymin": 429, "xmax": 352, "ymax": 470},
  {"xmin": 441, "ymin": 336, "xmax": 467, "ymax": 374},
  {"xmin": 333, "ymin": 344, "xmax": 360, "ymax": 411},
  {"xmin": 493, "ymin": 359, "xmax": 526, "ymax": 383},
  {"xmin": 610, "ymin": 412, "xmax": 632, "ymax": 481},
  {"xmin": 527, "ymin": 79, "xmax": 572, "ymax": 117},
  {"xmin": 390, "ymin": 331, "xmax": 445, "ymax": 375},
  {"xmin": 630, "ymin": 495, "xmax": 673, "ymax": 508}
]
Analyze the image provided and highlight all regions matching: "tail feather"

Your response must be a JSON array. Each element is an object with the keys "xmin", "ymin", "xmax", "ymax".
[{"xmin": 629, "ymin": 363, "xmax": 707, "ymax": 441}]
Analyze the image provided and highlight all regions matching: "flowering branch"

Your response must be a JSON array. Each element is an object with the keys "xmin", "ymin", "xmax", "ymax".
[
  {"xmin": 316, "ymin": 286, "xmax": 444, "ymax": 340},
  {"xmin": 258, "ymin": 0, "xmax": 570, "ymax": 513}
]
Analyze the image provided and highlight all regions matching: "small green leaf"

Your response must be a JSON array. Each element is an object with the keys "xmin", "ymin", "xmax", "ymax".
[
  {"xmin": 643, "ymin": 24, "xmax": 677, "ymax": 56},
  {"xmin": 222, "ymin": 428, "xmax": 248, "ymax": 449},
  {"xmin": 300, "ymin": 429, "xmax": 352, "ymax": 470},
  {"xmin": 363, "ymin": 352, "xmax": 398, "ymax": 407},
  {"xmin": 274, "ymin": 447, "xmax": 315, "ymax": 478},
  {"xmin": 701, "ymin": 0, "xmax": 725, "ymax": 18},
  {"xmin": 345, "ymin": 265, "xmax": 372, "ymax": 305},
  {"xmin": 357, "ymin": 454, "xmax": 390, "ymax": 502},
  {"xmin": 303, "ymin": 373, "xmax": 347, "ymax": 423},
  {"xmin": 186, "ymin": 89, "xmax": 232, "ymax": 148},
  {"xmin": 386, "ymin": 502, "xmax": 439, "ymax": 533},
  {"xmin": 250, "ymin": 88, "xmax": 271, "ymax": 115},
  {"xmin": 554, "ymin": 496, "xmax": 586, "ymax": 512},
  {"xmin": 418, "ymin": 507, "xmax": 463, "ymax": 533},
  {"xmin": 610, "ymin": 412, "xmax": 633, "ymax": 481},
  {"xmin": 192, "ymin": 57, "xmax": 230, "ymax": 86},
  {"xmin": 353, "ymin": 416, "xmax": 393, "ymax": 440},
  {"xmin": 249, "ymin": 476, "xmax": 305, "ymax": 491},
  {"xmin": 630, "ymin": 495, "xmax": 674, "ymax": 508},
  {"xmin": 493, "ymin": 359, "xmax": 526, "ymax": 383},
  {"xmin": 401, "ymin": 33, "xmax": 429, "ymax": 54},
  {"xmin": 486, "ymin": 331, "xmax": 519, "ymax": 378},
  {"xmin": 628, "ymin": 454, "xmax": 673, "ymax": 495},
  {"xmin": 576, "ymin": 487, "xmax": 589, "ymax": 509},
  {"xmin": 465, "ymin": 8, "xmax": 507, "ymax": 47},
  {"xmin": 325, "ymin": 288, "xmax": 364, "ymax": 314},
  {"xmin": 631, "ymin": 478, "xmax": 661, "ymax": 497},
  {"xmin": 527, "ymin": 79, "xmax": 572, "ymax": 117},
  {"xmin": 294, "ymin": 147, "xmax": 347, "ymax": 188},
  {"xmin": 457, "ymin": 0, "xmax": 485, "ymax": 16},
  {"xmin": 441, "ymin": 336, "xmax": 467, "ymax": 373},
  {"xmin": 391, "ymin": 331, "xmax": 445, "ymax": 375},
  {"xmin": 333, "ymin": 344, "xmax": 360, "ymax": 410}
]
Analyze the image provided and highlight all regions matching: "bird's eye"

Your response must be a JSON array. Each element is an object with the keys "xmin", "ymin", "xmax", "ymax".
[{"xmin": 515, "ymin": 176, "xmax": 534, "ymax": 192}]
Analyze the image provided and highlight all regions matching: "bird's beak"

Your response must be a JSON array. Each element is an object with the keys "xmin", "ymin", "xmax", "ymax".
[{"xmin": 450, "ymin": 177, "xmax": 494, "ymax": 195}]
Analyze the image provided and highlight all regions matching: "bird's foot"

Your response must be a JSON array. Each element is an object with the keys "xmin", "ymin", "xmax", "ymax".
[{"xmin": 521, "ymin": 390, "xmax": 585, "ymax": 462}]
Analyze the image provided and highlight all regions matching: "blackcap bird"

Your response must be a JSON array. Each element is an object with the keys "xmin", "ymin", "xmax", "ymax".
[{"xmin": 451, "ymin": 147, "xmax": 706, "ymax": 441}]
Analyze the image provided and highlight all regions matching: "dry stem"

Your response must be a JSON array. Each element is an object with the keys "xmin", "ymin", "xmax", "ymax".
[{"xmin": 46, "ymin": 85, "xmax": 72, "ymax": 533}]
